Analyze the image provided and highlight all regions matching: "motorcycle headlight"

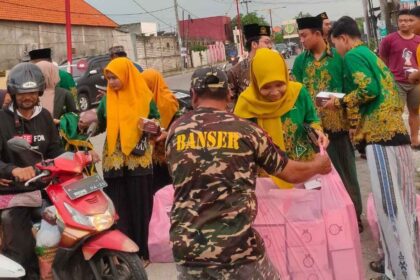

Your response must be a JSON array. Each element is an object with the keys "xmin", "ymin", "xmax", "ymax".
[
  {"xmin": 64, "ymin": 202, "xmax": 93, "ymax": 228},
  {"xmin": 88, "ymin": 194, "xmax": 116, "ymax": 231}
]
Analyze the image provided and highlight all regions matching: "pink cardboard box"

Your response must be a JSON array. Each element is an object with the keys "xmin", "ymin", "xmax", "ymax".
[
  {"xmin": 331, "ymin": 249, "xmax": 363, "ymax": 280},
  {"xmin": 286, "ymin": 220, "xmax": 326, "ymax": 247},
  {"xmin": 324, "ymin": 208, "xmax": 355, "ymax": 250},
  {"xmin": 290, "ymin": 269, "xmax": 334, "ymax": 280},
  {"xmin": 287, "ymin": 244, "xmax": 329, "ymax": 273}
]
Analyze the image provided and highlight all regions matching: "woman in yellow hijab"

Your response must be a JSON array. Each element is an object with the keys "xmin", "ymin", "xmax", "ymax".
[
  {"xmin": 96, "ymin": 57, "xmax": 161, "ymax": 261},
  {"xmin": 142, "ymin": 69, "xmax": 179, "ymax": 129},
  {"xmin": 234, "ymin": 48, "xmax": 328, "ymax": 188}
]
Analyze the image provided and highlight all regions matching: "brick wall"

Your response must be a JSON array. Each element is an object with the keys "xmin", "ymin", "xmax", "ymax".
[{"xmin": 136, "ymin": 35, "xmax": 181, "ymax": 73}]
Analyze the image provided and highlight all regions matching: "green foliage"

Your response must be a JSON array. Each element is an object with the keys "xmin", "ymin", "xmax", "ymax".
[
  {"xmin": 294, "ymin": 11, "xmax": 312, "ymax": 19},
  {"xmin": 231, "ymin": 12, "xmax": 269, "ymax": 29},
  {"xmin": 273, "ymin": 32, "xmax": 284, "ymax": 44},
  {"xmin": 190, "ymin": 44, "xmax": 207, "ymax": 52}
]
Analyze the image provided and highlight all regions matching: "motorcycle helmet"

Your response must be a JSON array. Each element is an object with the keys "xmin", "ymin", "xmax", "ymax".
[{"xmin": 7, "ymin": 62, "xmax": 46, "ymax": 97}]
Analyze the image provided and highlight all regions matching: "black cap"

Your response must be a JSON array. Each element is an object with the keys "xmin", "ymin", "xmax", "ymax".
[
  {"xmin": 317, "ymin": 12, "xmax": 328, "ymax": 20},
  {"xmin": 296, "ymin": 17, "xmax": 323, "ymax": 30},
  {"xmin": 243, "ymin": 24, "xmax": 271, "ymax": 40},
  {"xmin": 28, "ymin": 48, "xmax": 52, "ymax": 61},
  {"xmin": 191, "ymin": 66, "xmax": 228, "ymax": 90}
]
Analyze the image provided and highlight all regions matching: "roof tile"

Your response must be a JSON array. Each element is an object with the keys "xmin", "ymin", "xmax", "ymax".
[{"xmin": 0, "ymin": 0, "xmax": 118, "ymax": 28}]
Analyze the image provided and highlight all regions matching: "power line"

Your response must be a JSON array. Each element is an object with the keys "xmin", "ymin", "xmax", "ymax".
[
  {"xmin": 130, "ymin": 0, "xmax": 176, "ymax": 29},
  {"xmin": 0, "ymin": 0, "xmax": 173, "ymax": 17}
]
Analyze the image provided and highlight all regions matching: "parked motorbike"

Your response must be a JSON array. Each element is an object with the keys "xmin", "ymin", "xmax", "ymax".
[{"xmin": 7, "ymin": 137, "xmax": 148, "ymax": 280}]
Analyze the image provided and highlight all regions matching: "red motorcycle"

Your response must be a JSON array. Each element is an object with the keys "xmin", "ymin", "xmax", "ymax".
[{"xmin": 7, "ymin": 138, "xmax": 148, "ymax": 280}]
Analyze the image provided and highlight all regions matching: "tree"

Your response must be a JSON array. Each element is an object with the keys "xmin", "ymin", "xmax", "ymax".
[
  {"xmin": 294, "ymin": 11, "xmax": 312, "ymax": 19},
  {"xmin": 273, "ymin": 32, "xmax": 284, "ymax": 44},
  {"xmin": 231, "ymin": 12, "xmax": 269, "ymax": 29}
]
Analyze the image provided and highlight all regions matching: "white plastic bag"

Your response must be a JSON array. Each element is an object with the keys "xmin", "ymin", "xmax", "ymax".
[{"xmin": 36, "ymin": 220, "xmax": 60, "ymax": 248}]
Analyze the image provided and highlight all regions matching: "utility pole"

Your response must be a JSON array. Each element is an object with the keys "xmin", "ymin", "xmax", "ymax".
[
  {"xmin": 379, "ymin": 0, "xmax": 392, "ymax": 35},
  {"xmin": 235, "ymin": 0, "xmax": 244, "ymax": 56},
  {"xmin": 362, "ymin": 0, "xmax": 371, "ymax": 45},
  {"xmin": 241, "ymin": 0, "xmax": 251, "ymax": 14},
  {"xmin": 174, "ymin": 0, "xmax": 184, "ymax": 69},
  {"xmin": 65, "ymin": 0, "xmax": 72, "ymax": 74},
  {"xmin": 269, "ymin": 9, "xmax": 273, "ymax": 32}
]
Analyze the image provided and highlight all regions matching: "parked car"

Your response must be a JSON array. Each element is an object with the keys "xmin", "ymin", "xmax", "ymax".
[
  {"xmin": 60, "ymin": 55, "xmax": 110, "ymax": 111},
  {"xmin": 275, "ymin": 43, "xmax": 291, "ymax": 59}
]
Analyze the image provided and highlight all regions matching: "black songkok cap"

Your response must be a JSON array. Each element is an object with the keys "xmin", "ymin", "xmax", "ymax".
[
  {"xmin": 296, "ymin": 16, "xmax": 323, "ymax": 30},
  {"xmin": 317, "ymin": 12, "xmax": 328, "ymax": 20},
  {"xmin": 28, "ymin": 48, "xmax": 52, "ymax": 61},
  {"xmin": 243, "ymin": 24, "xmax": 271, "ymax": 40}
]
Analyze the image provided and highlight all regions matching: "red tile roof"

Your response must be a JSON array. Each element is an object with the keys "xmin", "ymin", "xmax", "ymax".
[{"xmin": 0, "ymin": 0, "xmax": 118, "ymax": 28}]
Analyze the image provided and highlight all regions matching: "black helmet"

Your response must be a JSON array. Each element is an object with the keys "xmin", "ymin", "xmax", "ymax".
[{"xmin": 7, "ymin": 63, "xmax": 45, "ymax": 97}]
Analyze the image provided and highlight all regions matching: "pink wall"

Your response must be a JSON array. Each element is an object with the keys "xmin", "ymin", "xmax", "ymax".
[{"xmin": 179, "ymin": 16, "xmax": 232, "ymax": 42}]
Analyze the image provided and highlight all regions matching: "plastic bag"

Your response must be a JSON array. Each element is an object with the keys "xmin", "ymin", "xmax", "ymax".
[
  {"xmin": 36, "ymin": 220, "xmax": 60, "ymax": 248},
  {"xmin": 319, "ymin": 149, "xmax": 364, "ymax": 280},
  {"xmin": 148, "ymin": 185, "xmax": 175, "ymax": 263}
]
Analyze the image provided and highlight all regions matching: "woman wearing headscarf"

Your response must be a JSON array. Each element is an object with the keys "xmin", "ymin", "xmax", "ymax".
[
  {"xmin": 142, "ymin": 69, "xmax": 179, "ymax": 194},
  {"xmin": 96, "ymin": 57, "xmax": 161, "ymax": 261},
  {"xmin": 36, "ymin": 61, "xmax": 77, "ymax": 124},
  {"xmin": 234, "ymin": 48, "xmax": 328, "ymax": 188}
]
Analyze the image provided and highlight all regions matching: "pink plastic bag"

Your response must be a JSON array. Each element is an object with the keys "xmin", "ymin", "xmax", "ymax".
[
  {"xmin": 148, "ymin": 185, "xmax": 174, "ymax": 263},
  {"xmin": 319, "ymin": 162, "xmax": 364, "ymax": 280}
]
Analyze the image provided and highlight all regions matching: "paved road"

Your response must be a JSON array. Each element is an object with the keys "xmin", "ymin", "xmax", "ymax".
[{"xmin": 90, "ymin": 57, "xmax": 419, "ymax": 279}]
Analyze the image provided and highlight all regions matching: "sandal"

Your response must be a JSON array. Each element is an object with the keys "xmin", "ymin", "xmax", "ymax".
[{"xmin": 369, "ymin": 259, "xmax": 385, "ymax": 273}]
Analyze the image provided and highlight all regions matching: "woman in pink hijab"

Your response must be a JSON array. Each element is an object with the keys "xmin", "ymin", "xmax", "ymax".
[{"xmin": 36, "ymin": 61, "xmax": 77, "ymax": 124}]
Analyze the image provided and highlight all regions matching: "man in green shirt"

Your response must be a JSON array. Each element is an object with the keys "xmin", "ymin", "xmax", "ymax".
[{"xmin": 292, "ymin": 16, "xmax": 363, "ymax": 230}]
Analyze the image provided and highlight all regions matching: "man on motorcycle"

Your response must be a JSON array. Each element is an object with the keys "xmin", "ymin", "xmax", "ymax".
[
  {"xmin": 166, "ymin": 67, "xmax": 332, "ymax": 279},
  {"xmin": 0, "ymin": 63, "xmax": 65, "ymax": 279}
]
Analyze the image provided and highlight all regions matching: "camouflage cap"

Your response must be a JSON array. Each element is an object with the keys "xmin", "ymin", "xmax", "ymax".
[
  {"xmin": 191, "ymin": 66, "xmax": 228, "ymax": 90},
  {"xmin": 109, "ymin": 45, "xmax": 126, "ymax": 55}
]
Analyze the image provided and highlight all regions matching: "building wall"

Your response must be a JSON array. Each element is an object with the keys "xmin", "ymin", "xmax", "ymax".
[
  {"xmin": 179, "ymin": 16, "xmax": 232, "ymax": 43},
  {"xmin": 0, "ymin": 20, "xmax": 117, "ymax": 70},
  {"xmin": 136, "ymin": 35, "xmax": 181, "ymax": 73}
]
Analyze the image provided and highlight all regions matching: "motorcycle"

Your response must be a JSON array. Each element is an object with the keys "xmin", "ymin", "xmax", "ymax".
[{"xmin": 7, "ymin": 137, "xmax": 148, "ymax": 280}]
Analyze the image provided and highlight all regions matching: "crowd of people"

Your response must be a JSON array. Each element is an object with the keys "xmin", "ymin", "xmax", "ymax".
[{"xmin": 0, "ymin": 6, "xmax": 418, "ymax": 280}]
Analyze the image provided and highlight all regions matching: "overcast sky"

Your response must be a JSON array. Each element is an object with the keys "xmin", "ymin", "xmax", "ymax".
[{"xmin": 86, "ymin": 0, "xmax": 380, "ymax": 31}]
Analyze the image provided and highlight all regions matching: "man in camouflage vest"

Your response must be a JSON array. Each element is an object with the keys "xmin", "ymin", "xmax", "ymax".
[
  {"xmin": 165, "ymin": 66, "xmax": 332, "ymax": 279},
  {"xmin": 227, "ymin": 24, "xmax": 273, "ymax": 106}
]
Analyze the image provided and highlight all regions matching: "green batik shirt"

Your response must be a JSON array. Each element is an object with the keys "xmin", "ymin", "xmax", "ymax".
[
  {"xmin": 166, "ymin": 107, "xmax": 288, "ymax": 267},
  {"xmin": 337, "ymin": 44, "xmax": 409, "ymax": 147},
  {"xmin": 292, "ymin": 46, "xmax": 348, "ymax": 138},
  {"xmin": 250, "ymin": 87, "xmax": 322, "ymax": 161}
]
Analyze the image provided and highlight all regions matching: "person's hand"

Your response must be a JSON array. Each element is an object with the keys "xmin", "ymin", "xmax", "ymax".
[
  {"xmin": 315, "ymin": 130, "xmax": 329, "ymax": 149},
  {"xmin": 154, "ymin": 130, "xmax": 168, "ymax": 143},
  {"xmin": 96, "ymin": 89, "xmax": 106, "ymax": 101},
  {"xmin": 313, "ymin": 154, "xmax": 332, "ymax": 175},
  {"xmin": 408, "ymin": 71, "xmax": 420, "ymax": 84},
  {"xmin": 88, "ymin": 150, "xmax": 101, "ymax": 163},
  {"xmin": 11, "ymin": 167, "xmax": 36, "ymax": 182},
  {"xmin": 53, "ymin": 119, "xmax": 60, "ymax": 125},
  {"xmin": 323, "ymin": 95, "xmax": 338, "ymax": 110},
  {"xmin": 0, "ymin": 178, "xmax": 12, "ymax": 187}
]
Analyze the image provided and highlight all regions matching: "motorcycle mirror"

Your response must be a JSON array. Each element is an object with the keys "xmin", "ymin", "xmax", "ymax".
[
  {"xmin": 7, "ymin": 138, "xmax": 45, "ymax": 164},
  {"xmin": 7, "ymin": 138, "xmax": 32, "ymax": 153}
]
